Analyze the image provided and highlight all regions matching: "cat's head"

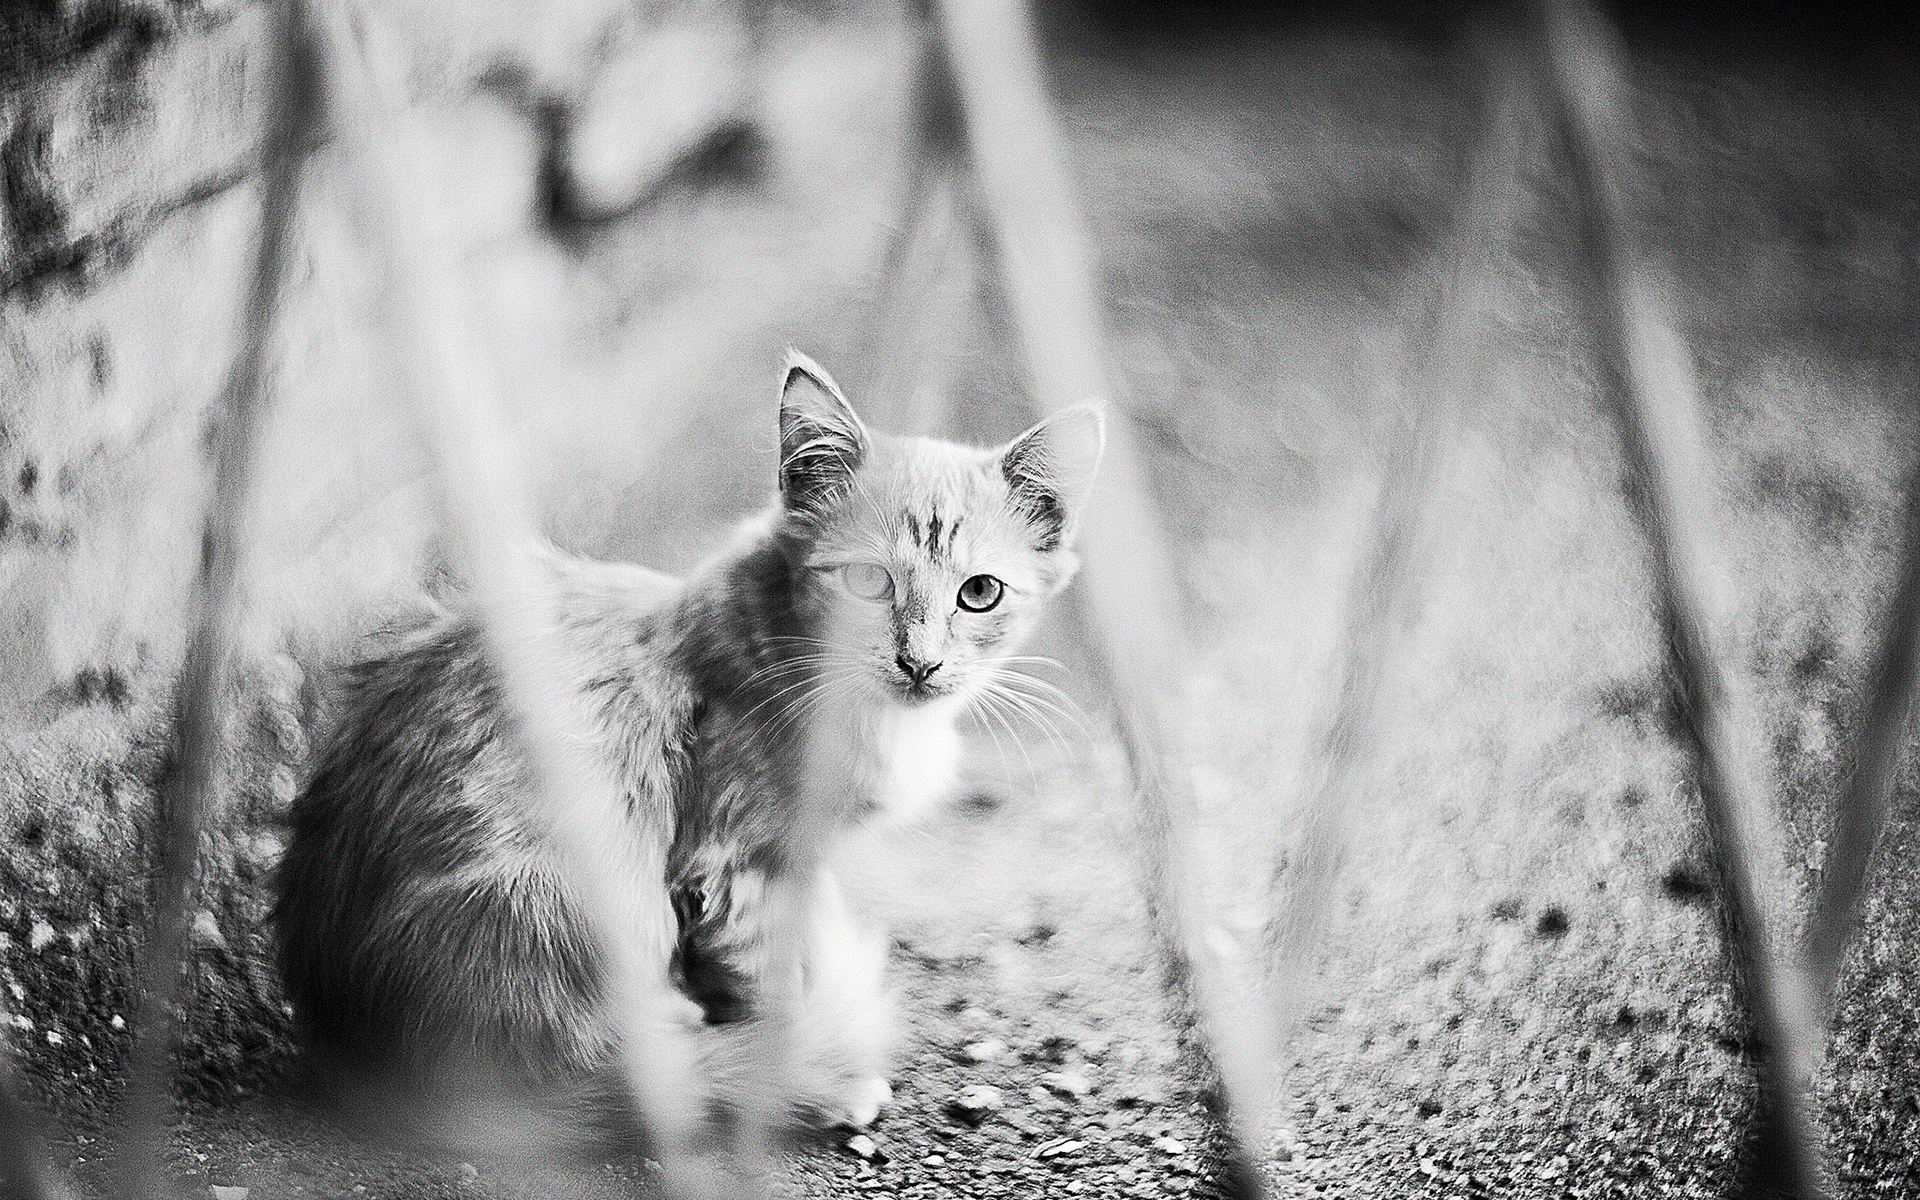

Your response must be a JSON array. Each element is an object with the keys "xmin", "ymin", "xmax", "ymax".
[{"xmin": 776, "ymin": 351, "xmax": 1103, "ymax": 708}]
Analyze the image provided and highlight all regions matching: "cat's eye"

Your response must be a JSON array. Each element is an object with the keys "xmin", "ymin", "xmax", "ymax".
[
  {"xmin": 841, "ymin": 563, "xmax": 895, "ymax": 601},
  {"xmin": 956, "ymin": 574, "xmax": 1004, "ymax": 612}
]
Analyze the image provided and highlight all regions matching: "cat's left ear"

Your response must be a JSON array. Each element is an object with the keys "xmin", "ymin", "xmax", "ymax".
[
  {"xmin": 779, "ymin": 351, "xmax": 870, "ymax": 517},
  {"xmin": 999, "ymin": 404, "xmax": 1106, "ymax": 551}
]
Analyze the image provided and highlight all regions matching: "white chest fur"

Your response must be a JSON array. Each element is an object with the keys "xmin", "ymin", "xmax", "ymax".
[{"xmin": 814, "ymin": 696, "xmax": 964, "ymax": 825}]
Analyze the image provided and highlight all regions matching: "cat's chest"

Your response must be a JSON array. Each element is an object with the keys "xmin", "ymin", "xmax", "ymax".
[{"xmin": 830, "ymin": 701, "xmax": 963, "ymax": 825}]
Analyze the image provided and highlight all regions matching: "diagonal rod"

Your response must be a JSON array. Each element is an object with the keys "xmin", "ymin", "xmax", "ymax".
[
  {"xmin": 306, "ymin": 2, "xmax": 716, "ymax": 1192},
  {"xmin": 112, "ymin": 3, "xmax": 317, "ymax": 1196},
  {"xmin": 854, "ymin": 19, "xmax": 974, "ymax": 434},
  {"xmin": 1806, "ymin": 454, "xmax": 1920, "ymax": 1020},
  {"xmin": 1537, "ymin": 2, "xmax": 1824, "ymax": 1195},
  {"xmin": 1263, "ymin": 33, "xmax": 1528, "ymax": 1058},
  {"xmin": 932, "ymin": 0, "xmax": 1273, "ymax": 1191},
  {"xmin": 1, "ymin": 1071, "xmax": 75, "ymax": 1200}
]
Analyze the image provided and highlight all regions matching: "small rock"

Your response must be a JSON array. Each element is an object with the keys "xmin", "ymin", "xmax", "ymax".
[
  {"xmin": 1041, "ymin": 1068, "xmax": 1091, "ymax": 1099},
  {"xmin": 947, "ymin": 1085, "xmax": 1003, "ymax": 1126},
  {"xmin": 29, "ymin": 920, "xmax": 55, "ymax": 951},
  {"xmin": 44, "ymin": 1030, "xmax": 62, "ymax": 1046},
  {"xmin": 211, "ymin": 1188, "xmax": 249, "ymax": 1200},
  {"xmin": 961, "ymin": 1037, "xmax": 1007, "ymax": 1064},
  {"xmin": 1113, "ymin": 1079, "xmax": 1165, "ymax": 1108},
  {"xmin": 249, "ymin": 832, "xmax": 285, "ymax": 867},
  {"xmin": 921, "ymin": 1153, "xmax": 945, "ymax": 1166},
  {"xmin": 456, "ymin": 1162, "xmax": 479, "ymax": 1184},
  {"xmin": 1034, "ymin": 1138, "xmax": 1084, "ymax": 1159},
  {"xmin": 1152, "ymin": 1135, "xmax": 1185, "ymax": 1155},
  {"xmin": 844, "ymin": 1133, "xmax": 879, "ymax": 1160},
  {"xmin": 190, "ymin": 910, "xmax": 227, "ymax": 951},
  {"xmin": 1017, "ymin": 919, "xmax": 1058, "ymax": 946}
]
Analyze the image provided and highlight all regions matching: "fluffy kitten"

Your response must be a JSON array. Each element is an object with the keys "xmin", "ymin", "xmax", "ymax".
[{"xmin": 273, "ymin": 352, "xmax": 1102, "ymax": 1150}]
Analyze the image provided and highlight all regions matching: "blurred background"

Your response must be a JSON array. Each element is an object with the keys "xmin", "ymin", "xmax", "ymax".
[{"xmin": 2, "ymin": 0, "xmax": 1918, "ymax": 1196}]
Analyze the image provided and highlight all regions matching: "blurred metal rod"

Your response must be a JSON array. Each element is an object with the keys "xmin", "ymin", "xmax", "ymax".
[
  {"xmin": 856, "ymin": 27, "xmax": 974, "ymax": 433},
  {"xmin": 857, "ymin": 154, "xmax": 973, "ymax": 435},
  {"xmin": 1263, "ymin": 36, "xmax": 1527, "ymax": 1050},
  {"xmin": 2, "ymin": 1073, "xmax": 75, "ymax": 1200},
  {"xmin": 934, "ymin": 0, "xmax": 1273, "ymax": 1191},
  {"xmin": 112, "ymin": 4, "xmax": 315, "ymax": 1196},
  {"xmin": 1538, "ymin": 2, "xmax": 1824, "ymax": 1196},
  {"xmin": 1806, "ymin": 455, "xmax": 1920, "ymax": 1015},
  {"xmin": 309, "ymin": 2, "xmax": 712, "ymax": 1192}
]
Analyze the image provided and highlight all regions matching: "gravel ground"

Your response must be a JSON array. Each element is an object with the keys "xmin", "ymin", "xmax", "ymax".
[{"xmin": 9, "ymin": 9, "xmax": 1920, "ymax": 1199}]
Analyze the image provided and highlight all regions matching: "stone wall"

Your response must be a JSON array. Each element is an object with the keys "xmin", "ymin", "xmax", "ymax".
[{"xmin": 0, "ymin": 0, "xmax": 912, "ymax": 1109}]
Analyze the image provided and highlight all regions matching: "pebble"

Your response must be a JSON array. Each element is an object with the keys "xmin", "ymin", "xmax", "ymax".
[
  {"xmin": 1042, "ymin": 1068, "xmax": 1091, "ymax": 1099},
  {"xmin": 961, "ymin": 1037, "xmax": 1008, "ymax": 1064},
  {"xmin": 210, "ymin": 1189, "xmax": 248, "ymax": 1200},
  {"xmin": 844, "ymin": 1133, "xmax": 880, "ymax": 1160},
  {"xmin": 1113, "ymin": 1079, "xmax": 1166, "ymax": 1108},
  {"xmin": 456, "ymin": 1162, "xmax": 479, "ymax": 1184},
  {"xmin": 949, "ymin": 1084, "xmax": 1003, "ymax": 1125},
  {"xmin": 921, "ymin": 1153, "xmax": 945, "ymax": 1166},
  {"xmin": 1152, "ymin": 1135, "xmax": 1186, "ymax": 1155},
  {"xmin": 191, "ymin": 910, "xmax": 227, "ymax": 951}
]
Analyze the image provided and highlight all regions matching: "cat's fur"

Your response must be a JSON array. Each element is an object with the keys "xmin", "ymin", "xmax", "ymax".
[{"xmin": 273, "ymin": 353, "xmax": 1102, "ymax": 1151}]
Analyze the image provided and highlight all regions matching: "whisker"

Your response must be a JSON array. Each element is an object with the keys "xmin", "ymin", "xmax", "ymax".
[
  {"xmin": 985, "ymin": 664, "xmax": 1095, "ymax": 743},
  {"xmin": 975, "ymin": 688, "xmax": 1040, "ymax": 790},
  {"xmin": 735, "ymin": 663, "xmax": 855, "ymax": 727},
  {"xmin": 735, "ymin": 654, "xmax": 838, "ymax": 694},
  {"xmin": 970, "ymin": 692, "xmax": 1017, "ymax": 781},
  {"xmin": 984, "ymin": 684, "xmax": 1074, "ymax": 763},
  {"xmin": 978, "ymin": 654, "xmax": 1070, "ymax": 674},
  {"xmin": 992, "ymin": 675, "xmax": 1095, "ymax": 744},
  {"xmin": 767, "ymin": 669, "xmax": 868, "ymax": 745}
]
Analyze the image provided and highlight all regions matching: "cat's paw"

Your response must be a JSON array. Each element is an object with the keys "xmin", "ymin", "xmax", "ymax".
[{"xmin": 838, "ymin": 1076, "xmax": 892, "ymax": 1130}]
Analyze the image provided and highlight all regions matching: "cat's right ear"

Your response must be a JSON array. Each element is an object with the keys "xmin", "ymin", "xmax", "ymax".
[{"xmin": 779, "ymin": 351, "xmax": 870, "ymax": 517}]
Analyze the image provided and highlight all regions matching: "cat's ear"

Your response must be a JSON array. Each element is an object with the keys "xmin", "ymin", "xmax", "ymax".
[
  {"xmin": 779, "ymin": 351, "xmax": 870, "ymax": 516},
  {"xmin": 999, "ymin": 404, "xmax": 1106, "ymax": 550}
]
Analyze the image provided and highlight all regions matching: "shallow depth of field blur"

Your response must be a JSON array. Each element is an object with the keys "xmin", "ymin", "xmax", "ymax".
[{"xmin": 2, "ymin": 0, "xmax": 1918, "ymax": 1196}]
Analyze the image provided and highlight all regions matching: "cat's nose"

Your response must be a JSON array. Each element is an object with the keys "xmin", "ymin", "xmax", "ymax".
[{"xmin": 896, "ymin": 654, "xmax": 941, "ymax": 688}]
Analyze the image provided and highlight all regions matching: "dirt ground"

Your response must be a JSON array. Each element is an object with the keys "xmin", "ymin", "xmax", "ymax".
[{"xmin": 10, "ymin": 6, "xmax": 1920, "ymax": 1199}]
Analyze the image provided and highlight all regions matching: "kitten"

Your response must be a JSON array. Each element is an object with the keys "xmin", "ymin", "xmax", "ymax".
[{"xmin": 272, "ymin": 352, "xmax": 1102, "ymax": 1152}]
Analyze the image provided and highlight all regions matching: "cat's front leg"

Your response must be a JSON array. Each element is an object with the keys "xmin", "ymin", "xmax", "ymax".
[{"xmin": 794, "ymin": 866, "xmax": 896, "ymax": 1129}]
